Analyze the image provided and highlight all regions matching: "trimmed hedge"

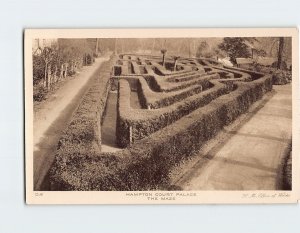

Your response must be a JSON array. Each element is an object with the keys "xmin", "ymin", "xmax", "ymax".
[
  {"xmin": 49, "ymin": 55, "xmax": 117, "ymax": 188},
  {"xmin": 111, "ymin": 73, "xmax": 214, "ymax": 110},
  {"xmin": 146, "ymin": 73, "xmax": 220, "ymax": 92},
  {"xmin": 137, "ymin": 76, "xmax": 206, "ymax": 109},
  {"xmin": 211, "ymin": 66, "xmax": 251, "ymax": 81},
  {"xmin": 116, "ymin": 78, "xmax": 231, "ymax": 147},
  {"xmin": 121, "ymin": 62, "xmax": 129, "ymax": 75},
  {"xmin": 165, "ymin": 71, "xmax": 201, "ymax": 82},
  {"xmin": 50, "ymin": 74, "xmax": 273, "ymax": 191},
  {"xmin": 144, "ymin": 65, "xmax": 155, "ymax": 76},
  {"xmin": 151, "ymin": 62, "xmax": 188, "ymax": 76},
  {"xmin": 139, "ymin": 66, "xmax": 147, "ymax": 74},
  {"xmin": 222, "ymin": 65, "xmax": 265, "ymax": 80},
  {"xmin": 131, "ymin": 61, "xmax": 141, "ymax": 75},
  {"xmin": 283, "ymin": 151, "xmax": 292, "ymax": 190}
]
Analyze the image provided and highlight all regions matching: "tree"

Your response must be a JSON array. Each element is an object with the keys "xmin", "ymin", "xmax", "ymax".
[
  {"xmin": 277, "ymin": 37, "xmax": 284, "ymax": 69},
  {"xmin": 40, "ymin": 46, "xmax": 55, "ymax": 89},
  {"xmin": 161, "ymin": 49, "xmax": 167, "ymax": 67},
  {"xmin": 213, "ymin": 47, "xmax": 226, "ymax": 61},
  {"xmin": 173, "ymin": 56, "xmax": 180, "ymax": 71},
  {"xmin": 196, "ymin": 41, "xmax": 209, "ymax": 58},
  {"xmin": 263, "ymin": 37, "xmax": 291, "ymax": 70},
  {"xmin": 218, "ymin": 37, "xmax": 252, "ymax": 64}
]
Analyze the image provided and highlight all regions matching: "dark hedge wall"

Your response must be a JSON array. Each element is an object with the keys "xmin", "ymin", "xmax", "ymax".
[{"xmin": 116, "ymin": 78, "xmax": 231, "ymax": 147}]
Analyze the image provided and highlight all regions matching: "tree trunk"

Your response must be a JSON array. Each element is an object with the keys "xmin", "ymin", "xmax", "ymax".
[
  {"xmin": 44, "ymin": 62, "xmax": 48, "ymax": 88},
  {"xmin": 174, "ymin": 59, "xmax": 178, "ymax": 71},
  {"xmin": 54, "ymin": 66, "xmax": 58, "ymax": 83},
  {"xmin": 65, "ymin": 64, "xmax": 68, "ymax": 78},
  {"xmin": 47, "ymin": 65, "xmax": 51, "ymax": 90},
  {"xmin": 162, "ymin": 54, "xmax": 165, "ymax": 67},
  {"xmin": 60, "ymin": 64, "xmax": 64, "ymax": 80},
  {"xmin": 277, "ymin": 37, "xmax": 284, "ymax": 69}
]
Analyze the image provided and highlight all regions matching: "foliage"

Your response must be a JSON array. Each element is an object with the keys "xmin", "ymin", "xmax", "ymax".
[
  {"xmin": 272, "ymin": 70, "xmax": 290, "ymax": 85},
  {"xmin": 33, "ymin": 55, "xmax": 45, "ymax": 85},
  {"xmin": 57, "ymin": 39, "xmax": 93, "ymax": 64},
  {"xmin": 85, "ymin": 53, "xmax": 93, "ymax": 65},
  {"xmin": 32, "ymin": 39, "xmax": 99, "ymax": 102},
  {"xmin": 255, "ymin": 49, "xmax": 267, "ymax": 57},
  {"xmin": 33, "ymin": 84, "xmax": 48, "ymax": 102},
  {"xmin": 218, "ymin": 37, "xmax": 252, "ymax": 64},
  {"xmin": 161, "ymin": 49, "xmax": 167, "ymax": 54},
  {"xmin": 196, "ymin": 41, "xmax": 209, "ymax": 57}
]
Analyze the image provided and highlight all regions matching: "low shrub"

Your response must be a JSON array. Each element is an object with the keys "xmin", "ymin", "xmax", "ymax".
[
  {"xmin": 86, "ymin": 53, "xmax": 93, "ymax": 65},
  {"xmin": 33, "ymin": 84, "xmax": 48, "ymax": 102},
  {"xmin": 272, "ymin": 70, "xmax": 290, "ymax": 85}
]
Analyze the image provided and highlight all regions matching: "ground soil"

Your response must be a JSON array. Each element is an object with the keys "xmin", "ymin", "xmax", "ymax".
[{"xmin": 101, "ymin": 91, "xmax": 120, "ymax": 152}]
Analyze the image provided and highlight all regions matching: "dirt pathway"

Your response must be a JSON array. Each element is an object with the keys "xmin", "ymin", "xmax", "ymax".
[
  {"xmin": 33, "ymin": 55, "xmax": 111, "ymax": 190},
  {"xmin": 101, "ymin": 91, "xmax": 120, "ymax": 152},
  {"xmin": 174, "ymin": 84, "xmax": 292, "ymax": 190},
  {"xmin": 101, "ymin": 89, "xmax": 142, "ymax": 153}
]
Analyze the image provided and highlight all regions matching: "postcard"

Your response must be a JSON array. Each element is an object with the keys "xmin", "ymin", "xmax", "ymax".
[{"xmin": 24, "ymin": 28, "xmax": 299, "ymax": 204}]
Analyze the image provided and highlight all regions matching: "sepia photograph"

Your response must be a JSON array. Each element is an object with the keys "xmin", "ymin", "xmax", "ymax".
[
  {"xmin": 24, "ymin": 29, "xmax": 299, "ymax": 204},
  {"xmin": 3, "ymin": 0, "xmax": 300, "ymax": 231}
]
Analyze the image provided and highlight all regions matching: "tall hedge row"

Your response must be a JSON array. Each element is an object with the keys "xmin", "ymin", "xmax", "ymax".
[{"xmin": 49, "ymin": 55, "xmax": 116, "ymax": 190}]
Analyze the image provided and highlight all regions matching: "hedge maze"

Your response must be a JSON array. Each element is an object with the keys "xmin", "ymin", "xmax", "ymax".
[{"xmin": 50, "ymin": 53, "xmax": 273, "ymax": 191}]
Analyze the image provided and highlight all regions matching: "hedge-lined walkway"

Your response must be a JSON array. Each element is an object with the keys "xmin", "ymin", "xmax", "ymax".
[
  {"xmin": 101, "ymin": 91, "xmax": 119, "ymax": 152},
  {"xmin": 176, "ymin": 84, "xmax": 292, "ymax": 190},
  {"xmin": 101, "ymin": 89, "xmax": 142, "ymax": 152},
  {"xmin": 33, "ymin": 54, "xmax": 111, "ymax": 190}
]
